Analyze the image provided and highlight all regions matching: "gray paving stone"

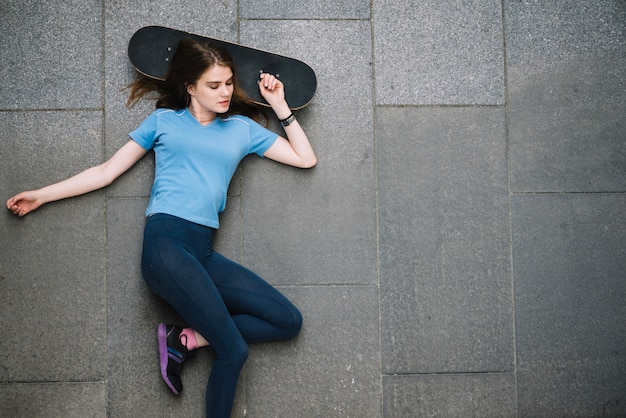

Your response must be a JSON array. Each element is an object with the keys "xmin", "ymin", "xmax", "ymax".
[
  {"xmin": 245, "ymin": 285, "xmax": 381, "ymax": 417},
  {"xmin": 0, "ymin": 111, "xmax": 105, "ymax": 382},
  {"xmin": 0, "ymin": 111, "xmax": 103, "ymax": 192},
  {"xmin": 0, "ymin": 382, "xmax": 106, "ymax": 418},
  {"xmin": 512, "ymin": 194, "xmax": 626, "ymax": 417},
  {"xmin": 505, "ymin": 0, "xmax": 626, "ymax": 192},
  {"xmin": 0, "ymin": 196, "xmax": 106, "ymax": 382},
  {"xmin": 240, "ymin": 0, "xmax": 370, "ymax": 19},
  {"xmin": 214, "ymin": 196, "xmax": 245, "ymax": 262},
  {"xmin": 240, "ymin": 20, "xmax": 377, "ymax": 285},
  {"xmin": 0, "ymin": 1, "xmax": 102, "ymax": 109},
  {"xmin": 377, "ymin": 106, "xmax": 513, "ymax": 374},
  {"xmin": 383, "ymin": 373, "xmax": 517, "ymax": 417},
  {"xmin": 373, "ymin": 0, "xmax": 505, "ymax": 105}
]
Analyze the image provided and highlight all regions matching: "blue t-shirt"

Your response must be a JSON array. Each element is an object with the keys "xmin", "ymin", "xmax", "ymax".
[{"xmin": 129, "ymin": 108, "xmax": 278, "ymax": 228}]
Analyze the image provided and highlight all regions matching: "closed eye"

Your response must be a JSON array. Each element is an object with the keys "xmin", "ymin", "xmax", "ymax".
[{"xmin": 207, "ymin": 79, "xmax": 233, "ymax": 89}]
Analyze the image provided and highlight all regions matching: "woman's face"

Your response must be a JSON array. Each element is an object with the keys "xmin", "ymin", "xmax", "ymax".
[{"xmin": 187, "ymin": 64, "xmax": 234, "ymax": 118}]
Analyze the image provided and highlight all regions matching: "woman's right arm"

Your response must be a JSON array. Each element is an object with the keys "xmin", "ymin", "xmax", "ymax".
[{"xmin": 6, "ymin": 140, "xmax": 147, "ymax": 217}]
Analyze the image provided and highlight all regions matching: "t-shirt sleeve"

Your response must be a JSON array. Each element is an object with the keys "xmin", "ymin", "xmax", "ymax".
[
  {"xmin": 129, "ymin": 111, "xmax": 159, "ymax": 150},
  {"xmin": 247, "ymin": 118, "xmax": 279, "ymax": 157}
]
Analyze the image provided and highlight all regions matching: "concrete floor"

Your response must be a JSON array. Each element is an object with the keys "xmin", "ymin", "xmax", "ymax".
[{"xmin": 1, "ymin": 0, "xmax": 625, "ymax": 417}]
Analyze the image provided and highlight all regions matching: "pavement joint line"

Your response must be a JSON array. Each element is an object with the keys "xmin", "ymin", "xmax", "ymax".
[
  {"xmin": 511, "ymin": 191, "xmax": 626, "ymax": 195},
  {"xmin": 382, "ymin": 371, "xmax": 516, "ymax": 377}
]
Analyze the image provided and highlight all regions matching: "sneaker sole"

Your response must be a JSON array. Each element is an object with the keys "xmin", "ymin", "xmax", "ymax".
[{"xmin": 158, "ymin": 323, "xmax": 181, "ymax": 395}]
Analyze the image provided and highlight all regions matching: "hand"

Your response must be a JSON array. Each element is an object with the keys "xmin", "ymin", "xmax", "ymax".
[
  {"xmin": 258, "ymin": 73, "xmax": 287, "ymax": 109},
  {"xmin": 6, "ymin": 191, "xmax": 43, "ymax": 217}
]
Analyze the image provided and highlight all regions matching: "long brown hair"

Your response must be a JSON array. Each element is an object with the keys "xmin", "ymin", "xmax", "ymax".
[{"xmin": 127, "ymin": 37, "xmax": 265, "ymax": 123}]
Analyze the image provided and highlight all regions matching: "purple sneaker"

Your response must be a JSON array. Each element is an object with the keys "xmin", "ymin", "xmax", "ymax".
[{"xmin": 157, "ymin": 323, "xmax": 191, "ymax": 395}]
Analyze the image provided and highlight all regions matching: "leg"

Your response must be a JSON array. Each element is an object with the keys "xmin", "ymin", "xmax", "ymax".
[
  {"xmin": 141, "ymin": 214, "xmax": 247, "ymax": 418},
  {"xmin": 204, "ymin": 251, "xmax": 303, "ymax": 344},
  {"xmin": 198, "ymin": 252, "xmax": 303, "ymax": 416}
]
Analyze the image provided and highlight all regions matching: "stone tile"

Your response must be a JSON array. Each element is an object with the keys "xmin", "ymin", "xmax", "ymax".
[
  {"xmin": 512, "ymin": 194, "xmax": 626, "ymax": 417},
  {"xmin": 214, "ymin": 196, "xmax": 245, "ymax": 262},
  {"xmin": 0, "ymin": 1, "xmax": 102, "ymax": 109},
  {"xmin": 245, "ymin": 285, "xmax": 381, "ymax": 417},
  {"xmin": 373, "ymin": 0, "xmax": 504, "ymax": 105},
  {"xmin": 377, "ymin": 107, "xmax": 513, "ymax": 373},
  {"xmin": 240, "ymin": 20, "xmax": 377, "ymax": 285},
  {"xmin": 0, "ymin": 382, "xmax": 106, "ymax": 418},
  {"xmin": 0, "ymin": 111, "xmax": 105, "ymax": 382},
  {"xmin": 103, "ymin": 0, "xmax": 238, "ymax": 198},
  {"xmin": 505, "ymin": 1, "xmax": 626, "ymax": 192},
  {"xmin": 383, "ymin": 373, "xmax": 517, "ymax": 417},
  {"xmin": 240, "ymin": 0, "xmax": 370, "ymax": 19},
  {"xmin": 106, "ymin": 197, "xmax": 247, "ymax": 417},
  {"xmin": 1, "ymin": 111, "xmax": 103, "ymax": 192},
  {"xmin": 504, "ymin": 1, "xmax": 625, "ymax": 70}
]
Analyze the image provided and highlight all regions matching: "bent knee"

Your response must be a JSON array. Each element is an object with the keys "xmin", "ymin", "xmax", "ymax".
[
  {"xmin": 215, "ymin": 339, "xmax": 249, "ymax": 367},
  {"xmin": 286, "ymin": 307, "xmax": 303, "ymax": 338},
  {"xmin": 232, "ymin": 341, "xmax": 249, "ymax": 364}
]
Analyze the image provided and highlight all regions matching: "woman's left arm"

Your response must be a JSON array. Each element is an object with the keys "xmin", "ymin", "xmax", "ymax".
[{"xmin": 258, "ymin": 73, "xmax": 317, "ymax": 169}]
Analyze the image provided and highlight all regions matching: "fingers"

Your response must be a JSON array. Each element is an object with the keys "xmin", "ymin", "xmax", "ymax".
[
  {"xmin": 9, "ymin": 203, "xmax": 31, "ymax": 217},
  {"xmin": 7, "ymin": 200, "xmax": 21, "ymax": 216},
  {"xmin": 7, "ymin": 197, "xmax": 20, "ymax": 215},
  {"xmin": 7, "ymin": 195, "xmax": 18, "ymax": 210},
  {"xmin": 259, "ymin": 73, "xmax": 283, "ymax": 91},
  {"xmin": 6, "ymin": 193, "xmax": 34, "ymax": 217}
]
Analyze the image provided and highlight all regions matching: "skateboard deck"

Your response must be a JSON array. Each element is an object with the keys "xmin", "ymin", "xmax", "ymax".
[{"xmin": 128, "ymin": 26, "xmax": 317, "ymax": 110}]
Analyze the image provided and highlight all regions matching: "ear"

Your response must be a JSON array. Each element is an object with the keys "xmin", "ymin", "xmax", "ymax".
[{"xmin": 186, "ymin": 83, "xmax": 195, "ymax": 96}]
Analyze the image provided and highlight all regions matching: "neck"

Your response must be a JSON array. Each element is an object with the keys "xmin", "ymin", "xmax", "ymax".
[{"xmin": 188, "ymin": 104, "xmax": 217, "ymax": 126}]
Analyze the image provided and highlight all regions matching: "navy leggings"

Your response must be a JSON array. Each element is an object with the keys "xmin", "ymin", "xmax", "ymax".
[{"xmin": 141, "ymin": 214, "xmax": 302, "ymax": 417}]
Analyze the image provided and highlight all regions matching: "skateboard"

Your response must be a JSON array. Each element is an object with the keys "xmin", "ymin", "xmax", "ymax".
[{"xmin": 128, "ymin": 26, "xmax": 317, "ymax": 110}]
